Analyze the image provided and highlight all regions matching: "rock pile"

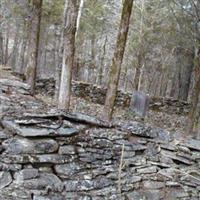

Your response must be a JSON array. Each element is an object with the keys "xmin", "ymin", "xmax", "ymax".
[{"xmin": 0, "ymin": 78, "xmax": 46, "ymax": 118}]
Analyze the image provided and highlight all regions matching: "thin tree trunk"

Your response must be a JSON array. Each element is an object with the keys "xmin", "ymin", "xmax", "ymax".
[
  {"xmin": 104, "ymin": 0, "xmax": 134, "ymax": 121},
  {"xmin": 90, "ymin": 34, "xmax": 96, "ymax": 83},
  {"xmin": 76, "ymin": 0, "xmax": 84, "ymax": 38},
  {"xmin": 4, "ymin": 25, "xmax": 10, "ymax": 65},
  {"xmin": 98, "ymin": 36, "xmax": 107, "ymax": 85},
  {"xmin": 55, "ymin": 1, "xmax": 68, "ymax": 101},
  {"xmin": 132, "ymin": 0, "xmax": 145, "ymax": 91},
  {"xmin": 58, "ymin": 0, "xmax": 80, "ymax": 110},
  {"xmin": 19, "ymin": 30, "xmax": 28, "ymax": 74},
  {"xmin": 11, "ymin": 24, "xmax": 21, "ymax": 71},
  {"xmin": 0, "ymin": 31, "xmax": 3, "ymax": 65},
  {"xmin": 26, "ymin": 0, "xmax": 43, "ymax": 95},
  {"xmin": 187, "ymin": 47, "xmax": 200, "ymax": 135}
]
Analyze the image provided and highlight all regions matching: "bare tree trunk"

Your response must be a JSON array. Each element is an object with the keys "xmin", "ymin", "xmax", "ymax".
[
  {"xmin": 58, "ymin": 0, "xmax": 80, "ymax": 111},
  {"xmin": 11, "ymin": 24, "xmax": 21, "ymax": 71},
  {"xmin": 90, "ymin": 34, "xmax": 96, "ymax": 83},
  {"xmin": 0, "ymin": 31, "xmax": 3, "ymax": 65},
  {"xmin": 187, "ymin": 47, "xmax": 200, "ymax": 135},
  {"xmin": 98, "ymin": 36, "xmax": 107, "ymax": 85},
  {"xmin": 103, "ymin": 0, "xmax": 134, "ymax": 121},
  {"xmin": 178, "ymin": 49, "xmax": 194, "ymax": 101},
  {"xmin": 19, "ymin": 24, "xmax": 28, "ymax": 74},
  {"xmin": 4, "ymin": 25, "xmax": 10, "ymax": 65},
  {"xmin": 26, "ymin": 0, "xmax": 43, "ymax": 95},
  {"xmin": 55, "ymin": 1, "xmax": 68, "ymax": 101},
  {"xmin": 76, "ymin": 0, "xmax": 84, "ymax": 38},
  {"xmin": 134, "ymin": 64, "xmax": 141, "ymax": 91},
  {"xmin": 132, "ymin": 0, "xmax": 145, "ymax": 91}
]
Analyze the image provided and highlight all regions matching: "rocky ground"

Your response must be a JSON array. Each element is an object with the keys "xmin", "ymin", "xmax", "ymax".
[{"xmin": 0, "ymin": 66, "xmax": 200, "ymax": 199}]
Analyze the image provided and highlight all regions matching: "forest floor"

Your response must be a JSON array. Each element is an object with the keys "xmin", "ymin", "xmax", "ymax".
[{"xmin": 0, "ymin": 65, "xmax": 190, "ymax": 138}]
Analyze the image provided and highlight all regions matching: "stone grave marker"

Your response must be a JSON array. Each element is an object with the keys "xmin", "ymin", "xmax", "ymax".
[{"xmin": 130, "ymin": 91, "xmax": 149, "ymax": 118}]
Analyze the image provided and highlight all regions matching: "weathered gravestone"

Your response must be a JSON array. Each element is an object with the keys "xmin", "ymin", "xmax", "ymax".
[{"xmin": 130, "ymin": 91, "xmax": 149, "ymax": 118}]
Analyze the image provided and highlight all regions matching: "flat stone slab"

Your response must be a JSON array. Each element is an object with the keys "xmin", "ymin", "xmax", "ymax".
[
  {"xmin": 3, "ymin": 137, "xmax": 59, "ymax": 154},
  {"xmin": 14, "ymin": 168, "xmax": 39, "ymax": 180},
  {"xmin": 2, "ymin": 120, "xmax": 79, "ymax": 137},
  {"xmin": 182, "ymin": 139, "xmax": 200, "ymax": 151},
  {"xmin": 0, "ymin": 154, "xmax": 72, "ymax": 164},
  {"xmin": 118, "ymin": 121, "xmax": 171, "ymax": 141},
  {"xmin": 161, "ymin": 150, "xmax": 194, "ymax": 165},
  {"xmin": 23, "ymin": 112, "xmax": 112, "ymax": 128}
]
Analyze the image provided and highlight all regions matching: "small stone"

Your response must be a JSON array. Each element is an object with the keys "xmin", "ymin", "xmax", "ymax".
[
  {"xmin": 0, "ymin": 154, "xmax": 71, "ymax": 164},
  {"xmin": 0, "ymin": 162, "xmax": 22, "ymax": 171},
  {"xmin": 166, "ymin": 181, "xmax": 180, "ymax": 187},
  {"xmin": 23, "ymin": 173, "xmax": 63, "ymax": 192},
  {"xmin": 143, "ymin": 181, "xmax": 165, "ymax": 189},
  {"xmin": 59, "ymin": 145, "xmax": 76, "ymax": 155},
  {"xmin": 55, "ymin": 163, "xmax": 82, "ymax": 178},
  {"xmin": 3, "ymin": 137, "xmax": 59, "ymax": 154},
  {"xmin": 14, "ymin": 168, "xmax": 39, "ymax": 180},
  {"xmin": 137, "ymin": 166, "xmax": 157, "ymax": 174},
  {"xmin": 0, "ymin": 171, "xmax": 12, "ymax": 189}
]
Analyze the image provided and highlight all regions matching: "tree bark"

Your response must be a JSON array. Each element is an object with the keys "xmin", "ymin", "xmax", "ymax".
[
  {"xmin": 103, "ymin": 0, "xmax": 134, "ymax": 121},
  {"xmin": 58, "ymin": 0, "xmax": 80, "ymax": 111},
  {"xmin": 0, "ymin": 31, "xmax": 3, "ymax": 65},
  {"xmin": 187, "ymin": 46, "xmax": 200, "ymax": 135},
  {"xmin": 11, "ymin": 24, "xmax": 21, "ymax": 71},
  {"xmin": 98, "ymin": 36, "xmax": 107, "ymax": 85},
  {"xmin": 132, "ymin": 0, "xmax": 145, "ymax": 91},
  {"xmin": 26, "ymin": 0, "xmax": 43, "ymax": 95},
  {"xmin": 4, "ymin": 25, "xmax": 10, "ymax": 65}
]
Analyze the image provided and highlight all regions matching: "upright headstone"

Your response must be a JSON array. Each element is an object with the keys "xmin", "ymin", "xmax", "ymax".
[{"xmin": 130, "ymin": 91, "xmax": 149, "ymax": 118}]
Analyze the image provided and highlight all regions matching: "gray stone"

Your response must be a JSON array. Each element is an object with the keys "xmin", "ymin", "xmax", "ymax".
[
  {"xmin": 14, "ymin": 168, "xmax": 39, "ymax": 180},
  {"xmin": 0, "ymin": 171, "xmax": 12, "ymax": 189},
  {"xmin": 181, "ymin": 175, "xmax": 200, "ymax": 186},
  {"xmin": 63, "ymin": 177, "xmax": 113, "ymax": 192},
  {"xmin": 33, "ymin": 194, "xmax": 65, "ymax": 200},
  {"xmin": 0, "ymin": 154, "xmax": 71, "ymax": 164},
  {"xmin": 130, "ymin": 91, "xmax": 149, "ymax": 117},
  {"xmin": 124, "ymin": 156, "xmax": 147, "ymax": 166},
  {"xmin": 165, "ymin": 181, "xmax": 180, "ymax": 187},
  {"xmin": 182, "ymin": 139, "xmax": 200, "ymax": 151},
  {"xmin": 137, "ymin": 166, "xmax": 158, "ymax": 174},
  {"xmin": 143, "ymin": 181, "xmax": 165, "ymax": 189},
  {"xmin": 161, "ymin": 150, "xmax": 193, "ymax": 165},
  {"xmin": 22, "ymin": 173, "xmax": 63, "ymax": 191},
  {"xmin": 0, "ymin": 131, "xmax": 10, "ymax": 139},
  {"xmin": 2, "ymin": 120, "xmax": 79, "ymax": 137},
  {"xmin": 126, "ymin": 190, "xmax": 164, "ymax": 200},
  {"xmin": 0, "ymin": 162, "xmax": 22, "ymax": 171},
  {"xmin": 55, "ymin": 163, "xmax": 82, "ymax": 178},
  {"xmin": 0, "ymin": 184, "xmax": 32, "ymax": 199},
  {"xmin": 121, "ymin": 175, "xmax": 142, "ymax": 184},
  {"xmin": 3, "ymin": 137, "xmax": 59, "ymax": 154},
  {"xmin": 56, "ymin": 127, "xmax": 79, "ymax": 136},
  {"xmin": 118, "ymin": 122, "xmax": 171, "ymax": 141},
  {"xmin": 64, "ymin": 112, "xmax": 112, "ymax": 128}
]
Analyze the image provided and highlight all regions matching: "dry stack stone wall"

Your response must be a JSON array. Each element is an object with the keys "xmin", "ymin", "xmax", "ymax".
[
  {"xmin": 36, "ymin": 79, "xmax": 191, "ymax": 115},
  {"xmin": 0, "ymin": 78, "xmax": 199, "ymax": 200},
  {"xmin": 0, "ymin": 114, "xmax": 200, "ymax": 199}
]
